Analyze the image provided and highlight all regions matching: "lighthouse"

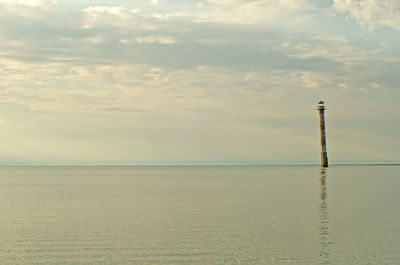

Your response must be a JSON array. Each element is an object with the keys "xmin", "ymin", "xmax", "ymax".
[{"xmin": 318, "ymin": 101, "xmax": 328, "ymax": 167}]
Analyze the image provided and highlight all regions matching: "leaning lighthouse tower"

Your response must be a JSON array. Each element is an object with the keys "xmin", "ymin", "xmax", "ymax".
[{"xmin": 318, "ymin": 101, "xmax": 328, "ymax": 167}]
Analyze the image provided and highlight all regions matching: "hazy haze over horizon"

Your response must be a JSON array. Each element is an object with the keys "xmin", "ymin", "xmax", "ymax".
[{"xmin": 0, "ymin": 0, "xmax": 399, "ymax": 165}]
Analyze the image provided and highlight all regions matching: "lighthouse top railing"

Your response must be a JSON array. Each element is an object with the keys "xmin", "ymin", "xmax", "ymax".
[{"xmin": 317, "ymin": 101, "xmax": 326, "ymax": 110}]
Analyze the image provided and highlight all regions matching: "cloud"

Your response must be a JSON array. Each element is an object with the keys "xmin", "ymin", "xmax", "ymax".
[
  {"xmin": 120, "ymin": 36, "xmax": 177, "ymax": 45},
  {"xmin": 278, "ymin": 33, "xmax": 395, "ymax": 88},
  {"xmin": 152, "ymin": 12, "xmax": 191, "ymax": 21},
  {"xmin": 333, "ymin": 0, "xmax": 400, "ymax": 31},
  {"xmin": 280, "ymin": 34, "xmax": 380, "ymax": 65},
  {"xmin": 196, "ymin": 0, "xmax": 313, "ymax": 25},
  {"xmin": 196, "ymin": 38, "xmax": 226, "ymax": 44},
  {"xmin": 135, "ymin": 36, "xmax": 176, "ymax": 45},
  {"xmin": 82, "ymin": 6, "xmax": 132, "ymax": 18},
  {"xmin": 82, "ymin": 6, "xmax": 138, "ymax": 28},
  {"xmin": 0, "ymin": 0, "xmax": 56, "ymax": 6},
  {"xmin": 0, "ymin": 55, "xmax": 336, "ymax": 119}
]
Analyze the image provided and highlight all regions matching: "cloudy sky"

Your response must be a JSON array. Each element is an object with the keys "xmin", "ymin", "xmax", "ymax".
[{"xmin": 0, "ymin": 0, "xmax": 399, "ymax": 165}]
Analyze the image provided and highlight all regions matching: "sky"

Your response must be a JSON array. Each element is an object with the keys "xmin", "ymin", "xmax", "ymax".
[{"xmin": 0, "ymin": 0, "xmax": 399, "ymax": 165}]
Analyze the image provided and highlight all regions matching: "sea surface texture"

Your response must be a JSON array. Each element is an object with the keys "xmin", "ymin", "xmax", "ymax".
[{"xmin": 0, "ymin": 166, "xmax": 399, "ymax": 264}]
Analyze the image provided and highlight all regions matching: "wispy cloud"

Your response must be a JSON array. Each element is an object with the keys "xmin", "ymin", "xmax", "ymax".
[
  {"xmin": 196, "ymin": 0, "xmax": 313, "ymax": 25},
  {"xmin": 82, "ymin": 6, "xmax": 139, "ymax": 28},
  {"xmin": 0, "ymin": 0, "xmax": 56, "ymax": 6},
  {"xmin": 333, "ymin": 0, "xmax": 400, "ymax": 31},
  {"xmin": 135, "ymin": 36, "xmax": 176, "ymax": 45}
]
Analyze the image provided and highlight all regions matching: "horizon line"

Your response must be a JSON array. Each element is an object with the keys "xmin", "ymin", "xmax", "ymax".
[{"xmin": 0, "ymin": 163, "xmax": 399, "ymax": 167}]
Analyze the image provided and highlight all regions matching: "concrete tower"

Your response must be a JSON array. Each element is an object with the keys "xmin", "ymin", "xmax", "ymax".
[{"xmin": 318, "ymin": 101, "xmax": 328, "ymax": 167}]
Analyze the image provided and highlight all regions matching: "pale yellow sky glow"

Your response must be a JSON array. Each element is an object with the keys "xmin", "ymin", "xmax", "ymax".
[{"xmin": 0, "ymin": 0, "xmax": 399, "ymax": 165}]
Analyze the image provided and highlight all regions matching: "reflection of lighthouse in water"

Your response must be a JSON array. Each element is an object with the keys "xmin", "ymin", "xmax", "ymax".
[{"xmin": 319, "ymin": 168, "xmax": 331, "ymax": 264}]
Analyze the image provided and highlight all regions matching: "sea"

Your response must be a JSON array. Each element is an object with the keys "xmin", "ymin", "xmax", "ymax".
[{"xmin": 0, "ymin": 165, "xmax": 399, "ymax": 264}]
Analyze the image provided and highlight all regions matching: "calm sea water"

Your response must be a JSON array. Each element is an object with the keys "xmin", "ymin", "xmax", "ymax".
[{"xmin": 0, "ymin": 166, "xmax": 399, "ymax": 264}]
